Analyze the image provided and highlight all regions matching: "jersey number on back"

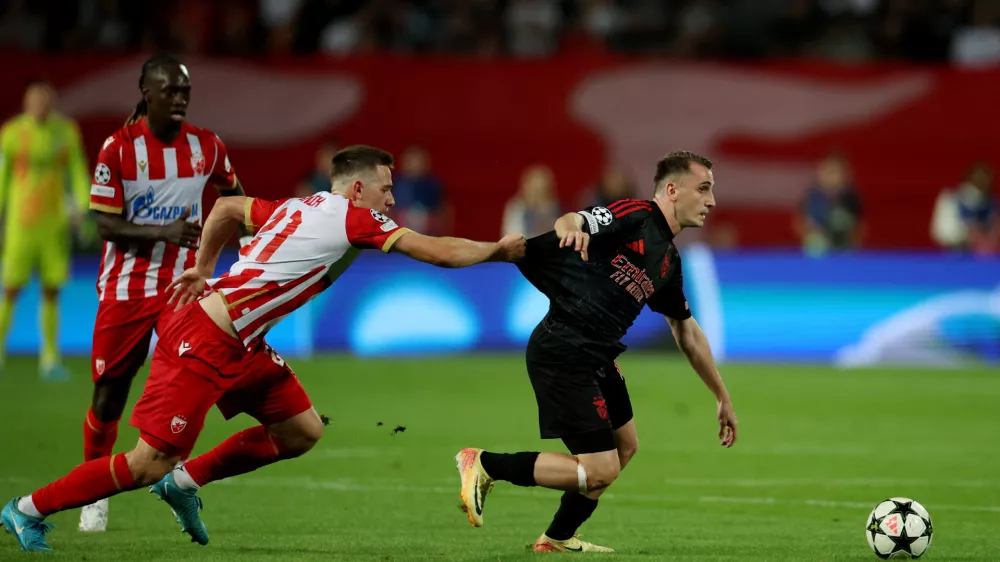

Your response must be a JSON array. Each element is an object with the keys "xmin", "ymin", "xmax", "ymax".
[{"xmin": 240, "ymin": 208, "xmax": 304, "ymax": 263}]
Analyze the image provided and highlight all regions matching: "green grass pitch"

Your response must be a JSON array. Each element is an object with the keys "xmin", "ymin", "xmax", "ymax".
[{"xmin": 0, "ymin": 354, "xmax": 998, "ymax": 560}]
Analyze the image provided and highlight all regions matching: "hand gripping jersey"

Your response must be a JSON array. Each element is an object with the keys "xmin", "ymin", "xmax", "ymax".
[
  {"xmin": 89, "ymin": 119, "xmax": 238, "ymax": 301},
  {"xmin": 209, "ymin": 192, "xmax": 410, "ymax": 347}
]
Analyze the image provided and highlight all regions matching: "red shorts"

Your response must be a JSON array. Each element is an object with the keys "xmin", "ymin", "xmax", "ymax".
[
  {"xmin": 91, "ymin": 294, "xmax": 175, "ymax": 383},
  {"xmin": 129, "ymin": 302, "xmax": 312, "ymax": 458}
]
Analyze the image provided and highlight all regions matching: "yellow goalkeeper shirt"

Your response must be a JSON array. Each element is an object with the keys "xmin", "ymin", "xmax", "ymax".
[{"xmin": 0, "ymin": 112, "xmax": 90, "ymax": 234}]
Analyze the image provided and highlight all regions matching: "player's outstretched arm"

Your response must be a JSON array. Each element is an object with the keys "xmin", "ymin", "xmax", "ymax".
[
  {"xmin": 666, "ymin": 316, "xmax": 738, "ymax": 448},
  {"xmin": 391, "ymin": 231, "xmax": 526, "ymax": 268}
]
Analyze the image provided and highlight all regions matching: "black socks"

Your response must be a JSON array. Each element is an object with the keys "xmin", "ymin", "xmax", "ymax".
[
  {"xmin": 479, "ymin": 451, "xmax": 539, "ymax": 487},
  {"xmin": 545, "ymin": 491, "xmax": 599, "ymax": 540}
]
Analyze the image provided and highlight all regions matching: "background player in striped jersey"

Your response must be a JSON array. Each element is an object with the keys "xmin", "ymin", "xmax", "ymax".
[
  {"xmin": 0, "ymin": 145, "xmax": 525, "ymax": 552},
  {"xmin": 0, "ymin": 80, "xmax": 91, "ymax": 380},
  {"xmin": 454, "ymin": 152, "xmax": 738, "ymax": 553},
  {"xmin": 78, "ymin": 54, "xmax": 251, "ymax": 533}
]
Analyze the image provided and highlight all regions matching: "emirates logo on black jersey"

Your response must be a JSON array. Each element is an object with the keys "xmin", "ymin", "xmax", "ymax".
[{"xmin": 610, "ymin": 254, "xmax": 654, "ymax": 303}]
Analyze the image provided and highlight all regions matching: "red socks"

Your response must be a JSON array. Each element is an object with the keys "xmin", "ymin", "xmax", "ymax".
[
  {"xmin": 32, "ymin": 453, "xmax": 135, "ymax": 516},
  {"xmin": 184, "ymin": 426, "xmax": 293, "ymax": 487},
  {"xmin": 83, "ymin": 407, "xmax": 119, "ymax": 461}
]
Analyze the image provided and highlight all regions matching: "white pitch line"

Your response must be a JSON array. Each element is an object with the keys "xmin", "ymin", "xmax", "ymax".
[
  {"xmin": 3, "ymin": 475, "xmax": 998, "ymax": 514},
  {"xmin": 209, "ymin": 476, "xmax": 1000, "ymax": 513},
  {"xmin": 662, "ymin": 478, "xmax": 1000, "ymax": 489},
  {"xmin": 699, "ymin": 496, "xmax": 1000, "ymax": 513}
]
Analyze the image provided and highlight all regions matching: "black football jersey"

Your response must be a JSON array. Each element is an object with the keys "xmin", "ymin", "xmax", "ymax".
[{"xmin": 516, "ymin": 198, "xmax": 691, "ymax": 364}]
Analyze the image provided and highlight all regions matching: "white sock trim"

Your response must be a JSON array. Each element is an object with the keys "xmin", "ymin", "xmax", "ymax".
[
  {"xmin": 17, "ymin": 495, "xmax": 43, "ymax": 519},
  {"xmin": 576, "ymin": 462, "xmax": 588, "ymax": 494},
  {"xmin": 172, "ymin": 466, "xmax": 200, "ymax": 490}
]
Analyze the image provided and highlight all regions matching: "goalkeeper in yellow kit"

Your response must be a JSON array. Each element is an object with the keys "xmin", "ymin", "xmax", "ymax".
[{"xmin": 0, "ymin": 80, "xmax": 90, "ymax": 379}]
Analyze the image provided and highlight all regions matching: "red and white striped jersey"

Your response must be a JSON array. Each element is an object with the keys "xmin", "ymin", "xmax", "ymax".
[
  {"xmin": 209, "ymin": 192, "xmax": 411, "ymax": 347},
  {"xmin": 89, "ymin": 119, "xmax": 238, "ymax": 301}
]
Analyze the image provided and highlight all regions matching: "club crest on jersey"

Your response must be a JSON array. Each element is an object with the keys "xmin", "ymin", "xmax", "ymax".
[
  {"xmin": 94, "ymin": 163, "xmax": 112, "ymax": 185},
  {"xmin": 95, "ymin": 357, "xmax": 106, "ymax": 376},
  {"xmin": 370, "ymin": 209, "xmax": 391, "ymax": 223},
  {"xmin": 593, "ymin": 206, "xmax": 613, "ymax": 226},
  {"xmin": 138, "ymin": 160, "xmax": 147, "ymax": 173},
  {"xmin": 191, "ymin": 151, "xmax": 206, "ymax": 175},
  {"xmin": 593, "ymin": 396, "xmax": 608, "ymax": 420},
  {"xmin": 170, "ymin": 415, "xmax": 188, "ymax": 434}
]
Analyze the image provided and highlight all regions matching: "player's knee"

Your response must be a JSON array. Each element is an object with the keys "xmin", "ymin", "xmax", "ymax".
[
  {"xmin": 273, "ymin": 415, "xmax": 323, "ymax": 457},
  {"xmin": 41, "ymin": 287, "xmax": 59, "ymax": 300},
  {"xmin": 125, "ymin": 447, "xmax": 180, "ymax": 486},
  {"xmin": 579, "ymin": 452, "xmax": 621, "ymax": 492},
  {"xmin": 3, "ymin": 287, "xmax": 20, "ymax": 301}
]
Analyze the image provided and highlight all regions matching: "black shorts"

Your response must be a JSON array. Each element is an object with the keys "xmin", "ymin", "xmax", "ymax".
[{"xmin": 525, "ymin": 322, "xmax": 634, "ymax": 452}]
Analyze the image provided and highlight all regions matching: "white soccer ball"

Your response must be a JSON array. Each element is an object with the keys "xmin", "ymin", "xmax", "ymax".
[{"xmin": 865, "ymin": 497, "xmax": 933, "ymax": 559}]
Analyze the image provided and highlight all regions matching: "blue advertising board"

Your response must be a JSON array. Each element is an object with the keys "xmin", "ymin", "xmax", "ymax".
[{"xmin": 3, "ymin": 248, "xmax": 998, "ymax": 366}]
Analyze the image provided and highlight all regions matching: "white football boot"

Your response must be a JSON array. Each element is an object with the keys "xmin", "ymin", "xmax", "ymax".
[{"xmin": 78, "ymin": 499, "xmax": 109, "ymax": 532}]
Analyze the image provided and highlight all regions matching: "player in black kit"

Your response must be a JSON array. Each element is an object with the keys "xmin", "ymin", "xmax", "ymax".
[{"xmin": 455, "ymin": 151, "xmax": 738, "ymax": 552}]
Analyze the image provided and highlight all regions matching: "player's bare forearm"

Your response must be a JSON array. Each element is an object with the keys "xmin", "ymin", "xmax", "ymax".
[
  {"xmin": 393, "ymin": 231, "xmax": 524, "ymax": 268},
  {"xmin": 93, "ymin": 211, "xmax": 172, "ymax": 244},
  {"xmin": 396, "ymin": 234, "xmax": 496, "ymax": 268},
  {"xmin": 554, "ymin": 213, "xmax": 585, "ymax": 237},
  {"xmin": 667, "ymin": 316, "xmax": 731, "ymax": 403},
  {"xmin": 195, "ymin": 196, "xmax": 246, "ymax": 274},
  {"xmin": 438, "ymin": 238, "xmax": 500, "ymax": 267}
]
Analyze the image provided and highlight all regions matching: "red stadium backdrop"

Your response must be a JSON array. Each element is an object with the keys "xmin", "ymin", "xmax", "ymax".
[{"xmin": 3, "ymin": 53, "xmax": 999, "ymax": 249}]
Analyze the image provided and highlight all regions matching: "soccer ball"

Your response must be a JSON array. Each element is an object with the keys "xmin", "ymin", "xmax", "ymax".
[{"xmin": 865, "ymin": 497, "xmax": 933, "ymax": 559}]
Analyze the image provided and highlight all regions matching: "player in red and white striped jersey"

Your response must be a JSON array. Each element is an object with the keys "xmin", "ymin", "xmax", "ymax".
[
  {"xmin": 3, "ymin": 145, "xmax": 525, "ymax": 552},
  {"xmin": 79, "ymin": 54, "xmax": 251, "ymax": 533}
]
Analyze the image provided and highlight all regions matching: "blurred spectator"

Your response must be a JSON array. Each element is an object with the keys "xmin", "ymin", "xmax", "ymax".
[
  {"xmin": 951, "ymin": 0, "xmax": 1000, "ymax": 68},
  {"xmin": 578, "ymin": 0, "xmax": 625, "ymax": 43},
  {"xmin": 2, "ymin": 0, "xmax": 999, "ymax": 61},
  {"xmin": 577, "ymin": 167, "xmax": 635, "ymax": 209},
  {"xmin": 295, "ymin": 142, "xmax": 338, "ymax": 198},
  {"xmin": 0, "ymin": 0, "xmax": 44, "ymax": 51},
  {"xmin": 806, "ymin": 13, "xmax": 874, "ymax": 62},
  {"xmin": 672, "ymin": 0, "xmax": 725, "ymax": 58},
  {"xmin": 795, "ymin": 153, "xmax": 864, "ymax": 256},
  {"xmin": 505, "ymin": 0, "xmax": 562, "ymax": 57},
  {"xmin": 931, "ymin": 161, "xmax": 999, "ymax": 254},
  {"xmin": 260, "ymin": 0, "xmax": 303, "ymax": 52},
  {"xmin": 74, "ymin": 0, "xmax": 131, "ymax": 50},
  {"xmin": 503, "ymin": 164, "xmax": 561, "ymax": 238},
  {"xmin": 392, "ymin": 145, "xmax": 451, "ymax": 236}
]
